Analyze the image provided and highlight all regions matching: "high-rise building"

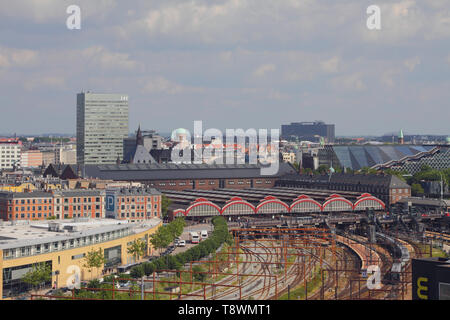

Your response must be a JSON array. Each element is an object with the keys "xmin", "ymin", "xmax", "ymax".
[
  {"xmin": 0, "ymin": 139, "xmax": 21, "ymax": 170},
  {"xmin": 76, "ymin": 92, "xmax": 129, "ymax": 165},
  {"xmin": 281, "ymin": 121, "xmax": 335, "ymax": 143}
]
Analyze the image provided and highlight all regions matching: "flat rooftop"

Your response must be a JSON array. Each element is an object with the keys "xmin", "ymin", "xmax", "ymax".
[{"xmin": 0, "ymin": 218, "xmax": 161, "ymax": 250}]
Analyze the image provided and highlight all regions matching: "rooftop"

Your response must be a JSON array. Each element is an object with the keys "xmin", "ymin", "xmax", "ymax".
[{"xmin": 0, "ymin": 218, "xmax": 161, "ymax": 250}]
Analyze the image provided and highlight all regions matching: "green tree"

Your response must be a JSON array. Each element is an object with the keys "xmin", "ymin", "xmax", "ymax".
[
  {"xmin": 411, "ymin": 183, "xmax": 425, "ymax": 196},
  {"xmin": 83, "ymin": 248, "xmax": 106, "ymax": 280},
  {"xmin": 192, "ymin": 265, "xmax": 206, "ymax": 282},
  {"xmin": 150, "ymin": 229, "xmax": 172, "ymax": 254},
  {"xmin": 130, "ymin": 265, "xmax": 145, "ymax": 278},
  {"xmin": 127, "ymin": 239, "xmax": 147, "ymax": 262},
  {"xmin": 359, "ymin": 167, "xmax": 378, "ymax": 174},
  {"xmin": 382, "ymin": 169, "xmax": 407, "ymax": 181},
  {"xmin": 143, "ymin": 262, "xmax": 156, "ymax": 276},
  {"xmin": 161, "ymin": 194, "xmax": 172, "ymax": 218},
  {"xmin": 22, "ymin": 262, "xmax": 52, "ymax": 294}
]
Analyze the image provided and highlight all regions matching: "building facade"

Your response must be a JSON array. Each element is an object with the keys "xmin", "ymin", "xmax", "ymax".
[
  {"xmin": 0, "ymin": 219, "xmax": 161, "ymax": 299},
  {"xmin": 53, "ymin": 190, "xmax": 104, "ymax": 220},
  {"xmin": 0, "ymin": 141, "xmax": 21, "ymax": 170},
  {"xmin": 276, "ymin": 173, "xmax": 411, "ymax": 206},
  {"xmin": 0, "ymin": 191, "xmax": 54, "ymax": 221},
  {"xmin": 76, "ymin": 92, "xmax": 129, "ymax": 165},
  {"xmin": 20, "ymin": 150, "xmax": 43, "ymax": 168},
  {"xmin": 0, "ymin": 188, "xmax": 161, "ymax": 223},
  {"xmin": 281, "ymin": 121, "xmax": 335, "ymax": 143},
  {"xmin": 105, "ymin": 188, "xmax": 161, "ymax": 221}
]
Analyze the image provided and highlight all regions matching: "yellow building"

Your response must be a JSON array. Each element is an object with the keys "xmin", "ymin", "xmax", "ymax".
[{"xmin": 0, "ymin": 219, "xmax": 161, "ymax": 299}]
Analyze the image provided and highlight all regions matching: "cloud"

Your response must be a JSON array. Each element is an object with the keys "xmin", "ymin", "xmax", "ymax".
[
  {"xmin": 0, "ymin": 47, "xmax": 38, "ymax": 68},
  {"xmin": 142, "ymin": 77, "xmax": 205, "ymax": 95},
  {"xmin": 0, "ymin": 1, "xmax": 449, "ymax": 135},
  {"xmin": 253, "ymin": 64, "xmax": 276, "ymax": 77},
  {"xmin": 331, "ymin": 73, "xmax": 365, "ymax": 91},
  {"xmin": 81, "ymin": 46, "xmax": 137, "ymax": 71},
  {"xmin": 404, "ymin": 57, "xmax": 421, "ymax": 71},
  {"xmin": 320, "ymin": 56, "xmax": 341, "ymax": 73}
]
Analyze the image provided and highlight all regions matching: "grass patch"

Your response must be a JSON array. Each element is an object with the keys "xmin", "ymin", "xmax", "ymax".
[{"xmin": 278, "ymin": 266, "xmax": 325, "ymax": 300}]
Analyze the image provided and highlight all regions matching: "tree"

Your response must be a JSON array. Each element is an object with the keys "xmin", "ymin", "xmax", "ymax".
[
  {"xmin": 161, "ymin": 194, "xmax": 172, "ymax": 218},
  {"xmin": 383, "ymin": 169, "xmax": 407, "ymax": 181},
  {"xmin": 359, "ymin": 167, "xmax": 378, "ymax": 174},
  {"xmin": 150, "ymin": 229, "xmax": 172, "ymax": 254},
  {"xmin": 127, "ymin": 239, "xmax": 147, "ymax": 262},
  {"xmin": 83, "ymin": 248, "xmax": 106, "ymax": 280},
  {"xmin": 411, "ymin": 183, "xmax": 425, "ymax": 196},
  {"xmin": 192, "ymin": 265, "xmax": 206, "ymax": 282},
  {"xmin": 22, "ymin": 262, "xmax": 52, "ymax": 294},
  {"xmin": 143, "ymin": 262, "xmax": 156, "ymax": 276},
  {"xmin": 130, "ymin": 265, "xmax": 145, "ymax": 278}
]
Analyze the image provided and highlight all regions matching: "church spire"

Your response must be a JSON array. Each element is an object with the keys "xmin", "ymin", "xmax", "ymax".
[{"xmin": 136, "ymin": 124, "xmax": 144, "ymax": 146}]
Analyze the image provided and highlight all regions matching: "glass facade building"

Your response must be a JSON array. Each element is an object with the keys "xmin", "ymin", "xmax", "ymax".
[{"xmin": 77, "ymin": 92, "xmax": 129, "ymax": 165}]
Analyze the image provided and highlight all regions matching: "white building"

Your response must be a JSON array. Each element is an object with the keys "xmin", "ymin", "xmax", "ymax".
[{"xmin": 0, "ymin": 142, "xmax": 21, "ymax": 169}]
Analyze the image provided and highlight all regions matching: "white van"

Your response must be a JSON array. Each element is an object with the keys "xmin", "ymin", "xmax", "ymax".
[
  {"xmin": 201, "ymin": 230, "xmax": 208, "ymax": 240},
  {"xmin": 189, "ymin": 232, "xmax": 200, "ymax": 244}
]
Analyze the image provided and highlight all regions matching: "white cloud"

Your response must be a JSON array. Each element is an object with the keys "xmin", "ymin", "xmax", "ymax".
[
  {"xmin": 320, "ymin": 56, "xmax": 341, "ymax": 73},
  {"xmin": 404, "ymin": 57, "xmax": 421, "ymax": 71},
  {"xmin": 253, "ymin": 64, "xmax": 276, "ymax": 77},
  {"xmin": 331, "ymin": 73, "xmax": 365, "ymax": 91},
  {"xmin": 142, "ymin": 77, "xmax": 204, "ymax": 95},
  {"xmin": 0, "ymin": 47, "xmax": 38, "ymax": 68},
  {"xmin": 81, "ymin": 46, "xmax": 137, "ymax": 71}
]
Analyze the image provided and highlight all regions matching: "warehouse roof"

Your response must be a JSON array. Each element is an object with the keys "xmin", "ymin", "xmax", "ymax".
[
  {"xmin": 278, "ymin": 173, "xmax": 411, "ymax": 188},
  {"xmin": 80, "ymin": 162, "xmax": 297, "ymax": 181}
]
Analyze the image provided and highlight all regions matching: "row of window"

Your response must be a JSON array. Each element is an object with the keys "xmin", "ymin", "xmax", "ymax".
[
  {"xmin": 11, "ymin": 198, "xmax": 52, "ymax": 205},
  {"xmin": 117, "ymin": 196, "xmax": 158, "ymax": 203},
  {"xmin": 120, "ymin": 204, "xmax": 157, "ymax": 210},
  {"xmin": 120, "ymin": 211, "xmax": 158, "ymax": 218},
  {"xmin": 59, "ymin": 197, "xmax": 101, "ymax": 204},
  {"xmin": 11, "ymin": 206, "xmax": 52, "ymax": 212}
]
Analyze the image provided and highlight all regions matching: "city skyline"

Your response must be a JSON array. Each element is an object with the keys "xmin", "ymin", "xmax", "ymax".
[{"xmin": 1, "ymin": 1, "xmax": 450, "ymax": 136}]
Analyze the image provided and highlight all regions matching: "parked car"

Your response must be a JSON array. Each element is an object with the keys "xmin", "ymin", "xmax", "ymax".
[{"xmin": 178, "ymin": 240, "xmax": 186, "ymax": 247}]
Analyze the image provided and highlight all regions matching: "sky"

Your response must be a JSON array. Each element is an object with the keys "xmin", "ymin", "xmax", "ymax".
[{"xmin": 0, "ymin": 0, "xmax": 449, "ymax": 136}]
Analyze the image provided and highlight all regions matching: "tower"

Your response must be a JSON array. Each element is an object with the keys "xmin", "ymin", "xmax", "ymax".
[
  {"xmin": 398, "ymin": 129, "xmax": 404, "ymax": 145},
  {"xmin": 76, "ymin": 92, "xmax": 129, "ymax": 165}
]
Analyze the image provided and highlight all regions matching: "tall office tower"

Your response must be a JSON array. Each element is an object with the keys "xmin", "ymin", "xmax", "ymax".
[{"xmin": 77, "ymin": 92, "xmax": 129, "ymax": 165}]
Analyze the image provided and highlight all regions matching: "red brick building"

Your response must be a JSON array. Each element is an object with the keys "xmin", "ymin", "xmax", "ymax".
[
  {"xmin": 0, "ymin": 191, "xmax": 54, "ymax": 221},
  {"xmin": 105, "ymin": 187, "xmax": 161, "ymax": 222}
]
